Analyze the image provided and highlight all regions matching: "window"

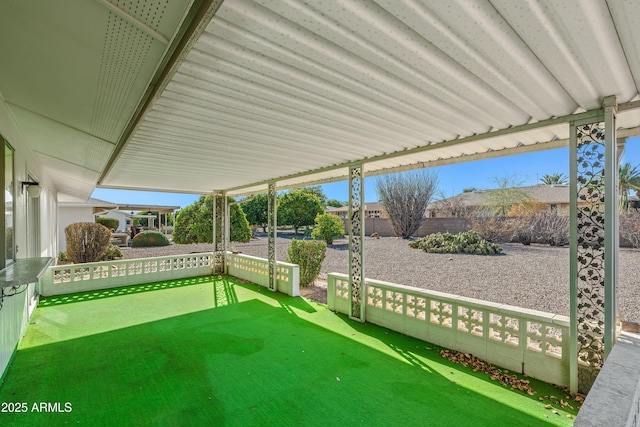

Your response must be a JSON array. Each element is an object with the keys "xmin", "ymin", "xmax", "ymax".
[{"xmin": 2, "ymin": 138, "xmax": 14, "ymax": 269}]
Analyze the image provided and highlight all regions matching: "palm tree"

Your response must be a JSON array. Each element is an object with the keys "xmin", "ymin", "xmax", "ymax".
[
  {"xmin": 539, "ymin": 173, "xmax": 568, "ymax": 185},
  {"xmin": 619, "ymin": 163, "xmax": 640, "ymax": 211}
]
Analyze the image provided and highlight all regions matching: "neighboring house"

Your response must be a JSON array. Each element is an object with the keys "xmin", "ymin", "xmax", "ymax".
[
  {"xmin": 427, "ymin": 185, "xmax": 575, "ymax": 217},
  {"xmin": 97, "ymin": 210, "xmax": 163, "ymax": 233},
  {"xmin": 327, "ymin": 202, "xmax": 387, "ymax": 219},
  {"xmin": 58, "ymin": 198, "xmax": 178, "ymax": 252},
  {"xmin": 99, "ymin": 210, "xmax": 130, "ymax": 232}
]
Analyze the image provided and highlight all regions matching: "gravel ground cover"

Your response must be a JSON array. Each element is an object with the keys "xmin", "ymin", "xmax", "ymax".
[{"xmin": 120, "ymin": 235, "xmax": 639, "ymax": 323}]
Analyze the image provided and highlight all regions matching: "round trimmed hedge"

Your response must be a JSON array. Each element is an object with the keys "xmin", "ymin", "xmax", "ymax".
[
  {"xmin": 132, "ymin": 230, "xmax": 170, "ymax": 247},
  {"xmin": 96, "ymin": 217, "xmax": 119, "ymax": 231}
]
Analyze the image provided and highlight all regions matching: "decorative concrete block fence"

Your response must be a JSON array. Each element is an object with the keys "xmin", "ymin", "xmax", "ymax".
[
  {"xmin": 327, "ymin": 272, "xmax": 571, "ymax": 387},
  {"xmin": 227, "ymin": 252, "xmax": 299, "ymax": 296},
  {"xmin": 40, "ymin": 252, "xmax": 300, "ymax": 298},
  {"xmin": 40, "ymin": 253, "xmax": 215, "ymax": 296}
]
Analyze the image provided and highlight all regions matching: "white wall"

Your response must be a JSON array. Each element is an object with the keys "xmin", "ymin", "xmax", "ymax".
[
  {"xmin": 58, "ymin": 206, "xmax": 95, "ymax": 253},
  {"xmin": 1, "ymin": 96, "xmax": 58, "ymax": 261},
  {"xmin": 1, "ymin": 95, "xmax": 59, "ymax": 379},
  {"xmin": 0, "ymin": 284, "xmax": 36, "ymax": 382},
  {"xmin": 101, "ymin": 211, "xmax": 128, "ymax": 232}
]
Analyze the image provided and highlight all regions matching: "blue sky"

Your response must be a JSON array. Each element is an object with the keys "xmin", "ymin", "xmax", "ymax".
[{"xmin": 92, "ymin": 136, "xmax": 640, "ymax": 208}]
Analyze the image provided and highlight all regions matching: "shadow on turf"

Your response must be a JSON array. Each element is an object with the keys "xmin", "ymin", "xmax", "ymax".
[
  {"xmin": 231, "ymin": 281, "xmax": 318, "ymax": 314},
  {"xmin": 212, "ymin": 276, "xmax": 239, "ymax": 307},
  {"xmin": 39, "ymin": 276, "xmax": 214, "ymax": 307},
  {"xmin": 38, "ymin": 275, "xmax": 318, "ymax": 315},
  {"xmin": 1, "ymin": 297, "xmax": 569, "ymax": 426},
  {"xmin": 335, "ymin": 311, "xmax": 579, "ymax": 417},
  {"xmin": 33, "ymin": 276, "xmax": 576, "ymax": 420}
]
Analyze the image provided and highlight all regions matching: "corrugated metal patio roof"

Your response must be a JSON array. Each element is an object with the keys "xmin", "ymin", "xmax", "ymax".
[{"xmin": 2, "ymin": 0, "xmax": 640, "ymax": 198}]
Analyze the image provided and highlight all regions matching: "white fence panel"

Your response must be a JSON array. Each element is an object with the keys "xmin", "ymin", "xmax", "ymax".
[
  {"xmin": 327, "ymin": 272, "xmax": 570, "ymax": 387},
  {"xmin": 40, "ymin": 253, "xmax": 214, "ymax": 296},
  {"xmin": 227, "ymin": 252, "xmax": 299, "ymax": 296}
]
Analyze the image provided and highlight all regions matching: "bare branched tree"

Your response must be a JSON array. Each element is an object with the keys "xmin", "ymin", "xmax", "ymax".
[
  {"xmin": 376, "ymin": 171, "xmax": 439, "ymax": 238},
  {"xmin": 431, "ymin": 191, "xmax": 470, "ymax": 217},
  {"xmin": 620, "ymin": 210, "xmax": 640, "ymax": 248},
  {"xmin": 511, "ymin": 210, "xmax": 569, "ymax": 246}
]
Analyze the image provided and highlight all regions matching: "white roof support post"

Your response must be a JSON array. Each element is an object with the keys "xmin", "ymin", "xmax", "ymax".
[
  {"xmin": 569, "ymin": 120, "xmax": 578, "ymax": 395},
  {"xmin": 223, "ymin": 192, "xmax": 229, "ymax": 275},
  {"xmin": 212, "ymin": 192, "xmax": 227, "ymax": 275},
  {"xmin": 348, "ymin": 164, "xmax": 365, "ymax": 321},
  {"xmin": 268, "ymin": 182, "xmax": 277, "ymax": 292},
  {"xmin": 569, "ymin": 95, "xmax": 620, "ymax": 394},
  {"xmin": 212, "ymin": 192, "xmax": 218, "ymax": 273},
  {"xmin": 603, "ymin": 95, "xmax": 620, "ymax": 359}
]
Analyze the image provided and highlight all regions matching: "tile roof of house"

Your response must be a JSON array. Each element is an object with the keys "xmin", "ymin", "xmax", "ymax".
[{"xmin": 428, "ymin": 185, "xmax": 571, "ymax": 209}]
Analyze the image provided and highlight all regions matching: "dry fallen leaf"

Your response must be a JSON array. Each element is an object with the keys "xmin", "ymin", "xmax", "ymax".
[{"xmin": 438, "ymin": 349, "xmax": 536, "ymax": 396}]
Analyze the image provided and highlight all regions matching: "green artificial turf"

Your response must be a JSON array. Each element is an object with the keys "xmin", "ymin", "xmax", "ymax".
[{"xmin": 0, "ymin": 276, "xmax": 578, "ymax": 426}]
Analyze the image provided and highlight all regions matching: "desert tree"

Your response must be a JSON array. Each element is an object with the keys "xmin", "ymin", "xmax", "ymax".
[
  {"xmin": 242, "ymin": 193, "xmax": 269, "ymax": 232},
  {"xmin": 375, "ymin": 170, "xmax": 439, "ymax": 238},
  {"xmin": 619, "ymin": 162, "xmax": 640, "ymax": 211},
  {"xmin": 431, "ymin": 192, "xmax": 469, "ymax": 217},
  {"xmin": 300, "ymin": 185, "xmax": 328, "ymax": 207},
  {"xmin": 311, "ymin": 213, "xmax": 345, "ymax": 244},
  {"xmin": 326, "ymin": 199, "xmax": 344, "ymax": 208},
  {"xmin": 539, "ymin": 173, "xmax": 568, "ymax": 185},
  {"xmin": 483, "ymin": 174, "xmax": 530, "ymax": 216},
  {"xmin": 173, "ymin": 195, "xmax": 251, "ymax": 244},
  {"xmin": 278, "ymin": 189, "xmax": 324, "ymax": 234}
]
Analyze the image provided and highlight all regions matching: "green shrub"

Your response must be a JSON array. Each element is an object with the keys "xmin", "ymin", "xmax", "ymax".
[
  {"xmin": 101, "ymin": 244, "xmax": 123, "ymax": 260},
  {"xmin": 311, "ymin": 213, "xmax": 345, "ymax": 244},
  {"xmin": 65, "ymin": 222, "xmax": 112, "ymax": 263},
  {"xmin": 58, "ymin": 251, "xmax": 68, "ymax": 263},
  {"xmin": 173, "ymin": 195, "xmax": 251, "ymax": 244},
  {"xmin": 286, "ymin": 239, "xmax": 326, "ymax": 286},
  {"xmin": 409, "ymin": 231, "xmax": 502, "ymax": 255},
  {"xmin": 229, "ymin": 202, "xmax": 252, "ymax": 243},
  {"xmin": 96, "ymin": 217, "xmax": 119, "ymax": 231},
  {"xmin": 132, "ymin": 230, "xmax": 170, "ymax": 247}
]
